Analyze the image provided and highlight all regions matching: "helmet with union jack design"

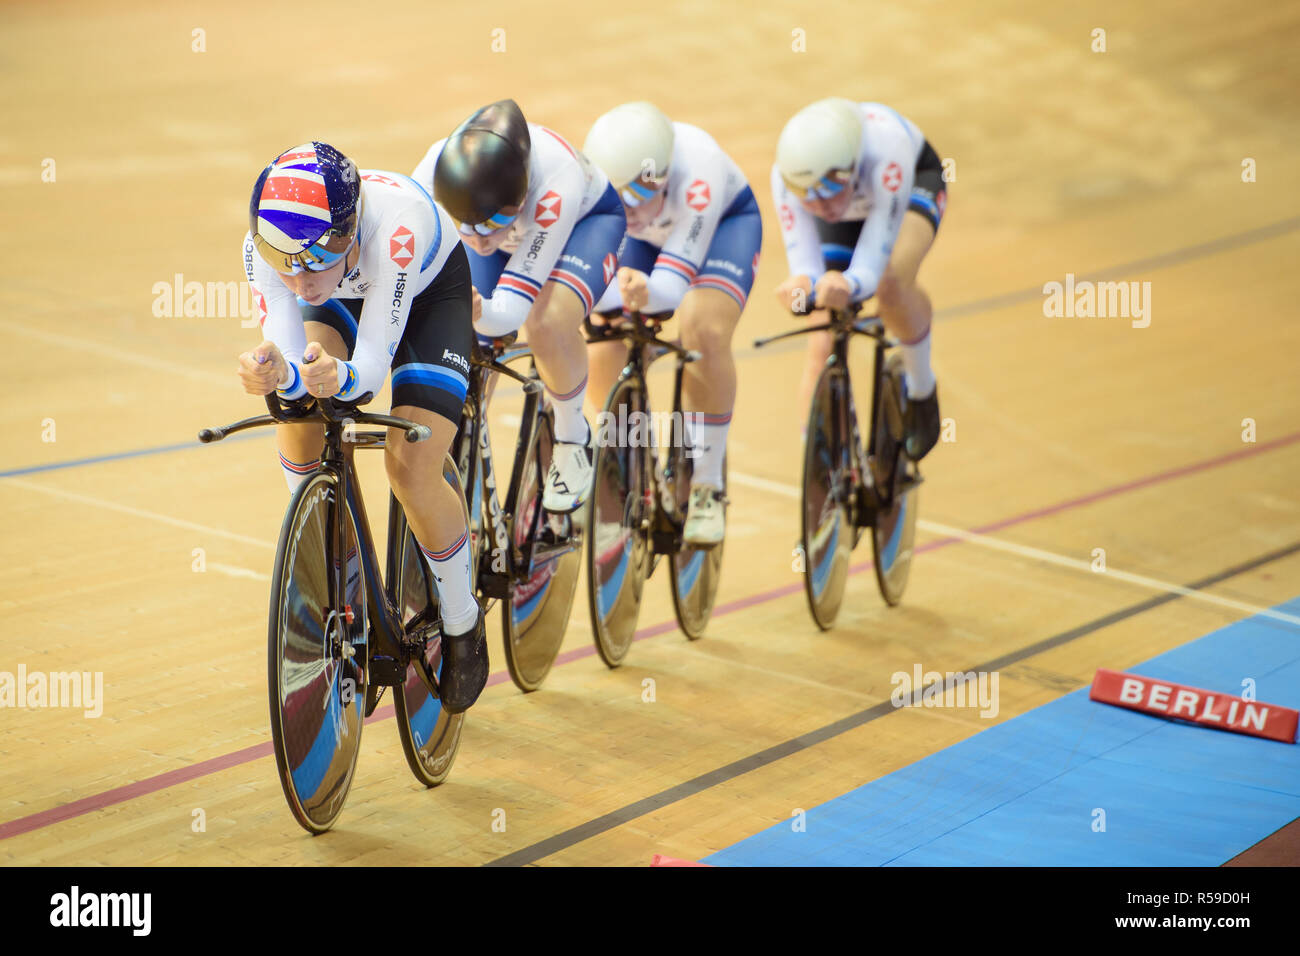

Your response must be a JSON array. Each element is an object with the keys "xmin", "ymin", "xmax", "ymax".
[
  {"xmin": 776, "ymin": 98, "xmax": 863, "ymax": 200},
  {"xmin": 249, "ymin": 141, "xmax": 362, "ymax": 275}
]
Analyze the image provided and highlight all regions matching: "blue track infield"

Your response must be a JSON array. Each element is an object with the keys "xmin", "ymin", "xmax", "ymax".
[{"xmin": 706, "ymin": 598, "xmax": 1300, "ymax": 866}]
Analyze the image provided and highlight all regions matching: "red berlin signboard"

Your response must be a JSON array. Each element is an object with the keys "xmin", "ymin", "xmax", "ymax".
[{"xmin": 1090, "ymin": 669, "xmax": 1298, "ymax": 744}]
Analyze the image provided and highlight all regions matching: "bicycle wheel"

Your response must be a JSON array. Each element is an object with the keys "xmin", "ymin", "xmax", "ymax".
[
  {"xmin": 666, "ymin": 422, "xmax": 725, "ymax": 641},
  {"xmin": 501, "ymin": 405, "xmax": 581, "ymax": 690},
  {"xmin": 800, "ymin": 363, "xmax": 855, "ymax": 630},
  {"xmin": 870, "ymin": 352, "xmax": 919, "ymax": 606},
  {"xmin": 586, "ymin": 376, "xmax": 652, "ymax": 667},
  {"xmin": 268, "ymin": 471, "xmax": 366, "ymax": 834},
  {"xmin": 389, "ymin": 454, "xmax": 468, "ymax": 788}
]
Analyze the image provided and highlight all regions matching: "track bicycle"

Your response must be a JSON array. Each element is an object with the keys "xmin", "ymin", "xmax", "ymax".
[
  {"xmin": 456, "ymin": 334, "xmax": 583, "ymax": 692},
  {"xmin": 583, "ymin": 311, "xmax": 725, "ymax": 667},
  {"xmin": 199, "ymin": 392, "xmax": 468, "ymax": 833},
  {"xmin": 754, "ymin": 304, "xmax": 921, "ymax": 628}
]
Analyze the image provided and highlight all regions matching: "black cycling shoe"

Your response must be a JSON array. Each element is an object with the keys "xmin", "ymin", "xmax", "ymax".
[
  {"xmin": 438, "ymin": 607, "xmax": 488, "ymax": 714},
  {"xmin": 903, "ymin": 384, "xmax": 941, "ymax": 462}
]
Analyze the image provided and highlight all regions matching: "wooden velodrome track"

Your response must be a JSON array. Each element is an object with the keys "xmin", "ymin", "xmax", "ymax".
[{"xmin": 2, "ymin": 0, "xmax": 1298, "ymax": 866}]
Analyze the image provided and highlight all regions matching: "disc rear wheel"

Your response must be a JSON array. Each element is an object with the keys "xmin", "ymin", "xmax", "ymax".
[
  {"xmin": 667, "ymin": 427, "xmax": 725, "ymax": 641},
  {"xmin": 390, "ymin": 453, "xmax": 468, "ymax": 787},
  {"xmin": 586, "ymin": 377, "xmax": 652, "ymax": 666},
  {"xmin": 870, "ymin": 353, "xmax": 919, "ymax": 606},
  {"xmin": 501, "ymin": 407, "xmax": 581, "ymax": 690}
]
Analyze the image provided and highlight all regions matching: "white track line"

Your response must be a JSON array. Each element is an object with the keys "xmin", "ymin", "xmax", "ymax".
[
  {"xmin": 5, "ymin": 477, "xmax": 276, "ymax": 550},
  {"xmin": 729, "ymin": 469, "xmax": 1300, "ymax": 628},
  {"xmin": 0, "ymin": 319, "xmax": 231, "ymax": 387},
  {"xmin": 209, "ymin": 563, "xmax": 271, "ymax": 581},
  {"xmin": 920, "ymin": 519, "xmax": 1300, "ymax": 628}
]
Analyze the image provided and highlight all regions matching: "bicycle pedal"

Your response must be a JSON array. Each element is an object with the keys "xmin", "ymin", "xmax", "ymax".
[
  {"xmin": 368, "ymin": 655, "xmax": 405, "ymax": 687},
  {"xmin": 651, "ymin": 529, "xmax": 679, "ymax": 555}
]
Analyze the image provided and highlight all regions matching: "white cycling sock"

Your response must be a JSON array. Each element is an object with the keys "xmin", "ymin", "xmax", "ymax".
[
  {"xmin": 419, "ymin": 530, "xmax": 480, "ymax": 635},
  {"xmin": 548, "ymin": 376, "xmax": 590, "ymax": 444},
  {"xmin": 280, "ymin": 452, "xmax": 318, "ymax": 494},
  {"xmin": 899, "ymin": 326, "xmax": 936, "ymax": 399},
  {"xmin": 687, "ymin": 411, "xmax": 731, "ymax": 489}
]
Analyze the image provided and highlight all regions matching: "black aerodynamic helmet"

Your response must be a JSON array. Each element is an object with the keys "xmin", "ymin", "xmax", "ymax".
[{"xmin": 433, "ymin": 99, "xmax": 532, "ymax": 226}]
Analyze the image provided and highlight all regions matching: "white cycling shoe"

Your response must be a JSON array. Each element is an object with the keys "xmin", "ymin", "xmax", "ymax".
[
  {"xmin": 543, "ymin": 430, "xmax": 594, "ymax": 513},
  {"xmin": 683, "ymin": 484, "xmax": 727, "ymax": 546}
]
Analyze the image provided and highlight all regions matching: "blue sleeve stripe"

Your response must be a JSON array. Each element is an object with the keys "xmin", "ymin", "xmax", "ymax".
[
  {"xmin": 276, "ymin": 361, "xmax": 304, "ymax": 398},
  {"xmin": 337, "ymin": 361, "xmax": 360, "ymax": 399}
]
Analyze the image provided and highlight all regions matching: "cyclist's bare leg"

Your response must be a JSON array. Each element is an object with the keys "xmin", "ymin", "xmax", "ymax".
[
  {"xmin": 678, "ymin": 288, "xmax": 740, "ymax": 418},
  {"xmin": 876, "ymin": 210, "xmax": 936, "ymax": 354},
  {"xmin": 583, "ymin": 327, "xmax": 626, "ymax": 426},
  {"xmin": 274, "ymin": 320, "xmax": 342, "ymax": 478},
  {"xmin": 879, "ymin": 210, "xmax": 941, "ymax": 458},
  {"xmin": 384, "ymin": 407, "xmax": 462, "ymax": 554},
  {"xmin": 524, "ymin": 282, "xmax": 590, "ymax": 443}
]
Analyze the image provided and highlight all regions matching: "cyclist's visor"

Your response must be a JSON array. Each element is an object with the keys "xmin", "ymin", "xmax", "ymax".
[
  {"xmin": 782, "ymin": 168, "xmax": 853, "ymax": 201},
  {"xmin": 619, "ymin": 170, "xmax": 668, "ymax": 208},
  {"xmin": 453, "ymin": 207, "xmax": 519, "ymax": 237}
]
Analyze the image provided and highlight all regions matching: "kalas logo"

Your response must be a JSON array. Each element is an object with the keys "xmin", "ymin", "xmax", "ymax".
[
  {"xmin": 882, "ymin": 162, "xmax": 903, "ymax": 193},
  {"xmin": 686, "ymin": 179, "xmax": 711, "ymax": 211},
  {"xmin": 602, "ymin": 253, "xmax": 617, "ymax": 287},
  {"xmin": 535, "ymin": 191, "xmax": 562, "ymax": 228},
  {"xmin": 779, "ymin": 204, "xmax": 795, "ymax": 231},
  {"xmin": 390, "ymin": 226, "xmax": 415, "ymax": 268}
]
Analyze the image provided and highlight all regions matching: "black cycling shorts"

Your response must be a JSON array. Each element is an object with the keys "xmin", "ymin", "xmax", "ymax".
[{"xmin": 297, "ymin": 244, "xmax": 474, "ymax": 424}]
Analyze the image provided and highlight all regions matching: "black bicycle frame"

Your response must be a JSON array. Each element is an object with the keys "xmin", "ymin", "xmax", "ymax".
[
  {"xmin": 454, "ymin": 341, "xmax": 573, "ymax": 602},
  {"xmin": 591, "ymin": 313, "xmax": 700, "ymax": 554}
]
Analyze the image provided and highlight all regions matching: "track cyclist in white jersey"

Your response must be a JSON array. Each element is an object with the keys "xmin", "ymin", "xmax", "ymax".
[
  {"xmin": 239, "ymin": 142, "xmax": 488, "ymax": 714},
  {"xmin": 772, "ymin": 98, "xmax": 947, "ymax": 461},
  {"xmin": 582, "ymin": 102, "xmax": 763, "ymax": 546},
  {"xmin": 413, "ymin": 100, "xmax": 628, "ymax": 514}
]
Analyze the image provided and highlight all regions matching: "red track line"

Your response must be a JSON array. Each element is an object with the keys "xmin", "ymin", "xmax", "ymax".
[{"xmin": 2, "ymin": 431, "xmax": 1297, "ymax": 843}]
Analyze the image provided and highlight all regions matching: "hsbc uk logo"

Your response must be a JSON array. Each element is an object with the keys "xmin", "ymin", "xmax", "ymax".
[
  {"xmin": 686, "ymin": 179, "xmax": 711, "ymax": 211},
  {"xmin": 881, "ymin": 162, "xmax": 903, "ymax": 193},
  {"xmin": 390, "ymin": 226, "xmax": 415, "ymax": 268},
  {"xmin": 535, "ymin": 191, "xmax": 562, "ymax": 228},
  {"xmin": 362, "ymin": 173, "xmax": 400, "ymax": 188},
  {"xmin": 602, "ymin": 252, "xmax": 617, "ymax": 287}
]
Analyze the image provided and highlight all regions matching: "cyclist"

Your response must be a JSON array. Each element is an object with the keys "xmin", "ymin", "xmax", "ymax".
[
  {"xmin": 582, "ymin": 102, "xmax": 762, "ymax": 546},
  {"xmin": 412, "ymin": 100, "xmax": 626, "ymax": 514},
  {"xmin": 238, "ymin": 141, "xmax": 488, "ymax": 714},
  {"xmin": 772, "ymin": 98, "xmax": 946, "ymax": 461}
]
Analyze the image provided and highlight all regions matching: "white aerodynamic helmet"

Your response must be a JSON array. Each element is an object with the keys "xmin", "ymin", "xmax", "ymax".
[
  {"xmin": 776, "ymin": 97, "xmax": 863, "ymax": 199},
  {"xmin": 583, "ymin": 101, "xmax": 675, "ymax": 206}
]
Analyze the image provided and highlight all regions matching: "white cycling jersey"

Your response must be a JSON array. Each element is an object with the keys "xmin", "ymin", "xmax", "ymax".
[
  {"xmin": 771, "ymin": 102, "xmax": 926, "ymax": 302},
  {"xmin": 594, "ymin": 122, "xmax": 747, "ymax": 314},
  {"xmin": 244, "ymin": 170, "xmax": 461, "ymax": 401},
  {"xmin": 412, "ymin": 124, "xmax": 609, "ymax": 335}
]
